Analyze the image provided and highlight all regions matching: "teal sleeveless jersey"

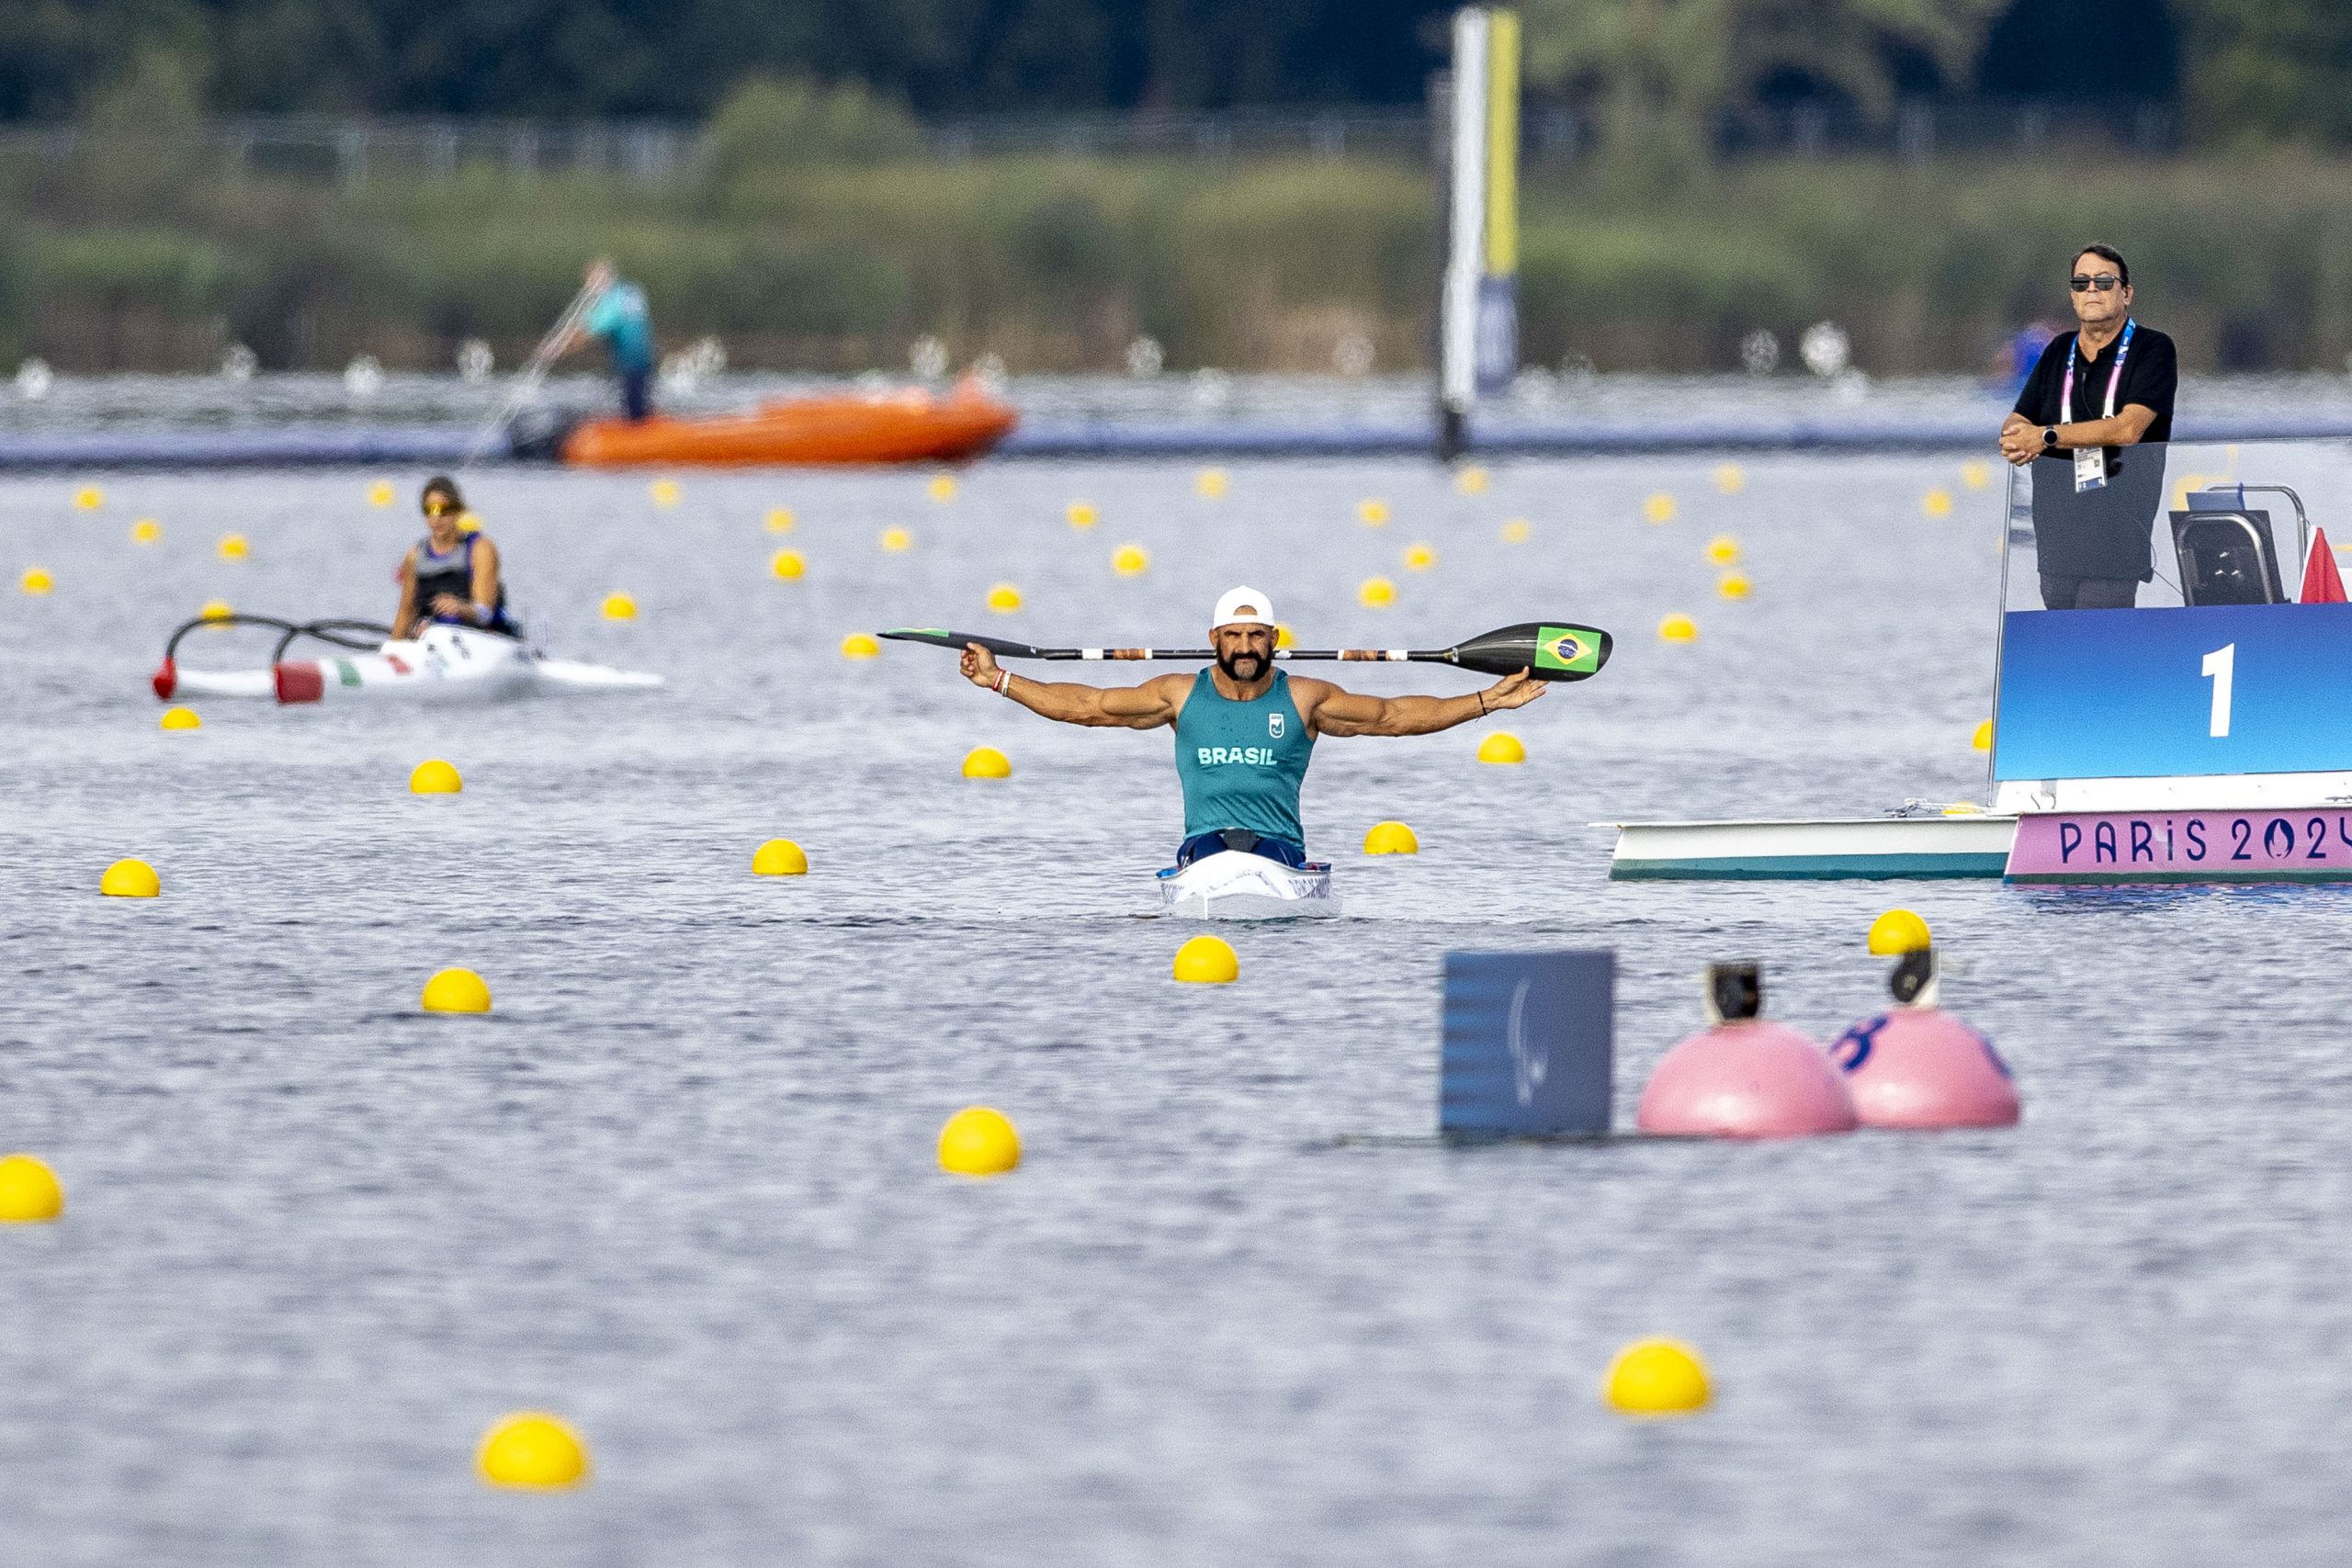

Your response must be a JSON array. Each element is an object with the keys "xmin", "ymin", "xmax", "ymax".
[{"xmin": 1173, "ymin": 668, "xmax": 1315, "ymax": 847}]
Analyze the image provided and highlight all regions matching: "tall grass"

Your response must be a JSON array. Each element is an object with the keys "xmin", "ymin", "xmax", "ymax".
[{"xmin": 6, "ymin": 137, "xmax": 2352, "ymax": 374}]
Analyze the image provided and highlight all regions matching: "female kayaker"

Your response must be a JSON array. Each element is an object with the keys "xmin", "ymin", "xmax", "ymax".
[{"xmin": 392, "ymin": 475, "xmax": 517, "ymax": 638}]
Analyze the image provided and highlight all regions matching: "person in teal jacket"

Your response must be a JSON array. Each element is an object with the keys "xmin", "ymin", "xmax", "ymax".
[
  {"xmin": 954, "ymin": 585, "xmax": 1544, "ymax": 865},
  {"xmin": 560, "ymin": 258, "xmax": 657, "ymax": 421}
]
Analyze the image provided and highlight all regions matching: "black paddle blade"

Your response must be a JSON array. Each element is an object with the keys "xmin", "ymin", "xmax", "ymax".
[
  {"xmin": 1446, "ymin": 622, "xmax": 1613, "ymax": 682},
  {"xmin": 878, "ymin": 627, "xmax": 1051, "ymax": 660}
]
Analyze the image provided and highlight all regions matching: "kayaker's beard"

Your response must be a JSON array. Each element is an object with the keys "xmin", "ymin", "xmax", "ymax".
[{"xmin": 1216, "ymin": 646, "xmax": 1269, "ymax": 682}]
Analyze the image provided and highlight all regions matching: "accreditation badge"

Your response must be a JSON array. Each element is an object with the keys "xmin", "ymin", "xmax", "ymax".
[{"xmin": 2074, "ymin": 444, "xmax": 2107, "ymax": 493}]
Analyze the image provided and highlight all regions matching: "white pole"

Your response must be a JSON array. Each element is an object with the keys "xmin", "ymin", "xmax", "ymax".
[{"xmin": 1442, "ymin": 7, "xmax": 1490, "ymax": 418}]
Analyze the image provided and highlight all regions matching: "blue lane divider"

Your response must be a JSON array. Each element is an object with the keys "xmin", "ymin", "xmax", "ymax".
[{"xmin": 8, "ymin": 410, "xmax": 2352, "ymax": 469}]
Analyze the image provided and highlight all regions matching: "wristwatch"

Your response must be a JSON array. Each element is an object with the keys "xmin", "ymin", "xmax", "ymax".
[{"xmin": 2041, "ymin": 426, "xmax": 2059, "ymax": 450}]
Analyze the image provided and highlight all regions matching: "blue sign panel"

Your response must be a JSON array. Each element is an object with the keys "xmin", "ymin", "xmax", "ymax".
[
  {"xmin": 1996, "ymin": 603, "xmax": 2352, "ymax": 781},
  {"xmin": 1439, "ymin": 951, "xmax": 1612, "ymax": 1137}
]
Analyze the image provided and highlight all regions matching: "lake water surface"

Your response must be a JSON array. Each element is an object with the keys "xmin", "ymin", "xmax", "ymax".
[{"xmin": 3, "ymin": 380, "xmax": 2349, "ymax": 1565}]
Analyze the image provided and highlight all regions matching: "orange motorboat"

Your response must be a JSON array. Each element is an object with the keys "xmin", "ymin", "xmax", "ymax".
[{"xmin": 561, "ymin": 377, "xmax": 1017, "ymax": 468}]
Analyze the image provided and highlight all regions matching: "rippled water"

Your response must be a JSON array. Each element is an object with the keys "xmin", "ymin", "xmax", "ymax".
[{"xmin": 5, "ymin": 409, "xmax": 2352, "ymax": 1565}]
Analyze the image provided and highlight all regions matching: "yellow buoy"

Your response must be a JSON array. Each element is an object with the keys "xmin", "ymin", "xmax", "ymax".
[
  {"xmin": 20, "ymin": 567, "xmax": 54, "ymax": 594},
  {"xmin": 649, "ymin": 478, "xmax": 681, "ymax": 507},
  {"xmin": 986, "ymin": 582, "xmax": 1022, "ymax": 614},
  {"xmin": 765, "ymin": 507, "xmax": 796, "ymax": 533},
  {"xmin": 1603, "ymin": 1338, "xmax": 1711, "ymax": 1416},
  {"xmin": 1713, "ymin": 462, "xmax": 1746, "ymax": 495},
  {"xmin": 1657, "ymin": 613, "xmax": 1698, "ymax": 643},
  {"xmin": 1867, "ymin": 908, "xmax": 1932, "ymax": 955},
  {"xmin": 159, "ymin": 705, "xmax": 201, "ymax": 731},
  {"xmin": 0, "ymin": 1156, "xmax": 64, "ymax": 1223},
  {"xmin": 1706, "ymin": 535, "xmax": 1741, "ymax": 566},
  {"xmin": 368, "ymin": 479, "xmax": 396, "ymax": 507},
  {"xmin": 1644, "ymin": 492, "xmax": 1677, "ymax": 524},
  {"xmin": 927, "ymin": 474, "xmax": 957, "ymax": 502},
  {"xmin": 131, "ymin": 518, "xmax": 162, "ymax": 544},
  {"xmin": 1476, "ymin": 731, "xmax": 1526, "ymax": 765},
  {"xmin": 1358, "ymin": 576, "xmax": 1396, "ymax": 607},
  {"xmin": 1112, "ymin": 543, "xmax": 1150, "ymax": 577},
  {"xmin": 1357, "ymin": 498, "xmax": 1390, "ymax": 526},
  {"xmin": 410, "ymin": 759, "xmax": 462, "ymax": 795},
  {"xmin": 1923, "ymin": 488, "xmax": 1955, "ymax": 518},
  {"xmin": 477, "ymin": 1413, "xmax": 589, "ymax": 1489},
  {"xmin": 456, "ymin": 511, "xmax": 481, "ymax": 535},
  {"xmin": 962, "ymin": 746, "xmax": 1012, "ymax": 779},
  {"xmin": 100, "ymin": 858, "xmax": 159, "ymax": 897},
  {"xmin": 1195, "ymin": 468, "xmax": 1228, "ymax": 499},
  {"xmin": 880, "ymin": 526, "xmax": 913, "ymax": 553},
  {"xmin": 73, "ymin": 485, "xmax": 104, "ymax": 511},
  {"xmin": 200, "ymin": 599, "xmax": 233, "ymax": 622},
  {"xmin": 1363, "ymin": 820, "xmax": 1419, "ymax": 855},
  {"xmin": 1972, "ymin": 718, "xmax": 1994, "ymax": 752},
  {"xmin": 1717, "ymin": 572, "xmax": 1752, "ymax": 601},
  {"xmin": 1403, "ymin": 542, "xmax": 1437, "ymax": 572},
  {"xmin": 770, "ymin": 549, "xmax": 806, "ymax": 581},
  {"xmin": 1499, "ymin": 518, "xmax": 1532, "ymax": 544},
  {"xmin": 216, "ymin": 533, "xmax": 249, "ymax": 561},
  {"xmin": 938, "ymin": 1107, "xmax": 1022, "ymax": 1176},
  {"xmin": 841, "ymin": 632, "xmax": 881, "ymax": 660},
  {"xmin": 1173, "ymin": 934, "xmax": 1238, "ymax": 984},
  {"xmin": 1273, "ymin": 622, "xmax": 1296, "ymax": 650},
  {"xmin": 601, "ymin": 592, "xmax": 638, "ymax": 621},
  {"xmin": 1454, "ymin": 464, "xmax": 1490, "ymax": 495},
  {"xmin": 1961, "ymin": 459, "xmax": 1991, "ymax": 491},
  {"xmin": 1066, "ymin": 501, "xmax": 1098, "ymax": 529},
  {"xmin": 752, "ymin": 838, "xmax": 809, "ymax": 876},
  {"xmin": 421, "ymin": 967, "xmax": 492, "ymax": 1014}
]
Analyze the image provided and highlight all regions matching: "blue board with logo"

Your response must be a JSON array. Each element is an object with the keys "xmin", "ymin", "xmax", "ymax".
[
  {"xmin": 1995, "ymin": 603, "xmax": 2352, "ymax": 781},
  {"xmin": 1439, "ymin": 951, "xmax": 1613, "ymax": 1137}
]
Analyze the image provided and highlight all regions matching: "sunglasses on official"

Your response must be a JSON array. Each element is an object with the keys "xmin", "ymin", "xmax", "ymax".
[{"xmin": 2069, "ymin": 274, "xmax": 2122, "ymax": 293}]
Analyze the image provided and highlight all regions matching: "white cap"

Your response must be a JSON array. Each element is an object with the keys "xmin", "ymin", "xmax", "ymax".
[{"xmin": 1211, "ymin": 585, "xmax": 1274, "ymax": 629}]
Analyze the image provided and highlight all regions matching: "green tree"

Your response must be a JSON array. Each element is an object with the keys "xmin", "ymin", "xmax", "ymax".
[
  {"xmin": 1521, "ymin": 0, "xmax": 2005, "ymax": 179},
  {"xmin": 2177, "ymin": 0, "xmax": 2352, "ymax": 144},
  {"xmin": 700, "ymin": 74, "xmax": 925, "ymax": 204}
]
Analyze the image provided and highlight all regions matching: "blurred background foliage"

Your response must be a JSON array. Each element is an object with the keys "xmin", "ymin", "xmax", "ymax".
[{"xmin": 3, "ymin": 0, "xmax": 2351, "ymax": 374}]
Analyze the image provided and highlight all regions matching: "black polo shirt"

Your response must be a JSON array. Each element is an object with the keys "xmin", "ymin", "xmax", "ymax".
[{"xmin": 2013, "ymin": 322, "xmax": 2177, "ymax": 441}]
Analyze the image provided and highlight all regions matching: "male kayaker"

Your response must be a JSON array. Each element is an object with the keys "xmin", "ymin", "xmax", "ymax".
[
  {"xmin": 559, "ymin": 259, "xmax": 657, "ymax": 422},
  {"xmin": 956, "ymin": 586, "xmax": 1542, "ymax": 865},
  {"xmin": 1997, "ymin": 243, "xmax": 2178, "ymax": 609},
  {"xmin": 391, "ymin": 476, "xmax": 518, "ymax": 638}
]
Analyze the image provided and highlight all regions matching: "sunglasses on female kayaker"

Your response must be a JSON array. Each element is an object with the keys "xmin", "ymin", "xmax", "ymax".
[
  {"xmin": 2070, "ymin": 274, "xmax": 2122, "ymax": 293},
  {"xmin": 424, "ymin": 496, "xmax": 460, "ymax": 515}
]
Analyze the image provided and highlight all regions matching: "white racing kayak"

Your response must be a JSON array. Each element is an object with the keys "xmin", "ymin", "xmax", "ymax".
[
  {"xmin": 152, "ymin": 617, "xmax": 661, "ymax": 705},
  {"xmin": 1156, "ymin": 850, "xmax": 1340, "ymax": 919}
]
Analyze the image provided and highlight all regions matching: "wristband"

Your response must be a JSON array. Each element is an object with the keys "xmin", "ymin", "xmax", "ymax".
[
  {"xmin": 1476, "ymin": 691, "xmax": 1487, "ymax": 716},
  {"xmin": 992, "ymin": 669, "xmax": 1012, "ymax": 695}
]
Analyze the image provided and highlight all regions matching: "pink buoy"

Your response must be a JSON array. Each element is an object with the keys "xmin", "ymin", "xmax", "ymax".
[
  {"xmin": 1830, "ymin": 1007, "xmax": 2018, "ymax": 1129},
  {"xmin": 1638, "ymin": 1020, "xmax": 1859, "ymax": 1138}
]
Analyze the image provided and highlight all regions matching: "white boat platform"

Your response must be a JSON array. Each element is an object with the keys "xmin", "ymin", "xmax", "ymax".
[{"xmin": 1607, "ymin": 815, "xmax": 2018, "ymax": 881}]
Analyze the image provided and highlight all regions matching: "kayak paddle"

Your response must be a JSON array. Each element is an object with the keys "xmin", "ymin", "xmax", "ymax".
[{"xmin": 878, "ymin": 620, "xmax": 1611, "ymax": 682}]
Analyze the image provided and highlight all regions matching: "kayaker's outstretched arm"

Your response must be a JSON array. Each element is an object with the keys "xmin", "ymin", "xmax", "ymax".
[
  {"xmin": 1303, "ymin": 668, "xmax": 1544, "ymax": 739},
  {"xmin": 961, "ymin": 642, "xmax": 1182, "ymax": 729}
]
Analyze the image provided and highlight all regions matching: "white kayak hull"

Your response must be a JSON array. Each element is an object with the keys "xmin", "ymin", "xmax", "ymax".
[
  {"xmin": 1157, "ymin": 851, "xmax": 1340, "ymax": 919},
  {"xmin": 154, "ymin": 626, "xmax": 661, "ymax": 705}
]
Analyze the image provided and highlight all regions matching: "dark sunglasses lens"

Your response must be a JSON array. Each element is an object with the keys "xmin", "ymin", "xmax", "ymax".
[
  {"xmin": 2069, "ymin": 277, "xmax": 2090, "ymax": 292},
  {"xmin": 2071, "ymin": 275, "xmax": 2120, "ymax": 292}
]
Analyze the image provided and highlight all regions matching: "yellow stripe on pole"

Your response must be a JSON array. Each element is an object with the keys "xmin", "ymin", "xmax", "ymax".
[{"xmin": 1483, "ymin": 9, "xmax": 1520, "ymax": 277}]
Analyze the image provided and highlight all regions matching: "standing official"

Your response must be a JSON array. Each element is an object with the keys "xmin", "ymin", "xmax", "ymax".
[{"xmin": 1998, "ymin": 244, "xmax": 2179, "ymax": 609}]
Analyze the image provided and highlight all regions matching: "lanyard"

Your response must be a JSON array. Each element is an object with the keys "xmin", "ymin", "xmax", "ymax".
[{"xmin": 2062, "ymin": 319, "xmax": 2134, "ymax": 423}]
